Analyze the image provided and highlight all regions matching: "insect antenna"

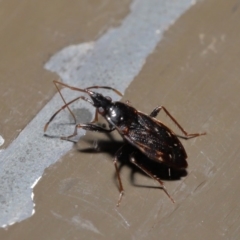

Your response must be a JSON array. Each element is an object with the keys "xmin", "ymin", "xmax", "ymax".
[
  {"xmin": 53, "ymin": 80, "xmax": 122, "ymax": 116},
  {"xmin": 45, "ymin": 81, "xmax": 123, "ymax": 132},
  {"xmin": 86, "ymin": 86, "xmax": 123, "ymax": 97}
]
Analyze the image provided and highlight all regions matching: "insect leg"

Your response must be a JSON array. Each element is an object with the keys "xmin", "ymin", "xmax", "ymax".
[
  {"xmin": 113, "ymin": 144, "xmax": 126, "ymax": 207},
  {"xmin": 130, "ymin": 152, "xmax": 175, "ymax": 203},
  {"xmin": 44, "ymin": 96, "xmax": 93, "ymax": 132},
  {"xmin": 53, "ymin": 80, "xmax": 89, "ymax": 124},
  {"xmin": 150, "ymin": 106, "xmax": 206, "ymax": 139},
  {"xmin": 61, "ymin": 124, "xmax": 116, "ymax": 141}
]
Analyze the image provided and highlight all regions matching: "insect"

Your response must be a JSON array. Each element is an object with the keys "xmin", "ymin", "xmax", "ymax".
[{"xmin": 44, "ymin": 80, "xmax": 206, "ymax": 206}]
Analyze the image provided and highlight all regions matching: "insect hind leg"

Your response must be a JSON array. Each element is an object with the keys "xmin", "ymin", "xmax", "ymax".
[
  {"xmin": 130, "ymin": 152, "xmax": 175, "ymax": 203},
  {"xmin": 113, "ymin": 144, "xmax": 128, "ymax": 207},
  {"xmin": 150, "ymin": 106, "xmax": 206, "ymax": 139}
]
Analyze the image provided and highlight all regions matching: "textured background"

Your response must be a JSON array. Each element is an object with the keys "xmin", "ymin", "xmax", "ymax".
[{"xmin": 1, "ymin": 0, "xmax": 240, "ymax": 239}]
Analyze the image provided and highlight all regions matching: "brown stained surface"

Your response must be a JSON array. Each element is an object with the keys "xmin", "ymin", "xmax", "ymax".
[{"xmin": 1, "ymin": 0, "xmax": 240, "ymax": 239}]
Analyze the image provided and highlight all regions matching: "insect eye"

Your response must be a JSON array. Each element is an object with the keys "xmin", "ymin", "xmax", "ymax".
[
  {"xmin": 98, "ymin": 107, "xmax": 105, "ymax": 114},
  {"xmin": 106, "ymin": 96, "xmax": 112, "ymax": 101}
]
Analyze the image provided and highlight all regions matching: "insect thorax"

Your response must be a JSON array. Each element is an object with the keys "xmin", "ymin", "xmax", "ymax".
[{"xmin": 106, "ymin": 102, "xmax": 136, "ymax": 126}]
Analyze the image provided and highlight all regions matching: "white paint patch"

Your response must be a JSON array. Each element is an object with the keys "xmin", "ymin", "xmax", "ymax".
[
  {"xmin": 45, "ymin": 42, "xmax": 95, "ymax": 83},
  {"xmin": 0, "ymin": 135, "xmax": 4, "ymax": 147},
  {"xmin": 30, "ymin": 176, "xmax": 42, "ymax": 216},
  {"xmin": 0, "ymin": 0, "xmax": 200, "ymax": 228},
  {"xmin": 31, "ymin": 176, "xmax": 42, "ymax": 189}
]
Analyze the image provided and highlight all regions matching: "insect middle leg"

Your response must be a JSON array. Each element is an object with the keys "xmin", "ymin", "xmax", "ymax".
[
  {"xmin": 130, "ymin": 152, "xmax": 175, "ymax": 203},
  {"xmin": 150, "ymin": 106, "xmax": 206, "ymax": 139}
]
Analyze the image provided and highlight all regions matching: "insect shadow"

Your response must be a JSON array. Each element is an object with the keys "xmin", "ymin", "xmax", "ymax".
[{"xmin": 77, "ymin": 135, "xmax": 188, "ymax": 189}]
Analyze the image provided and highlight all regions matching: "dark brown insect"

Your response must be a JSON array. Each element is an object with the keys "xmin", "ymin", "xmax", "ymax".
[{"xmin": 44, "ymin": 80, "xmax": 206, "ymax": 206}]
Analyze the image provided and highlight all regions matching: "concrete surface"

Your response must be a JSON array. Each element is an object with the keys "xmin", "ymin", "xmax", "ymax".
[{"xmin": 1, "ymin": 0, "xmax": 240, "ymax": 239}]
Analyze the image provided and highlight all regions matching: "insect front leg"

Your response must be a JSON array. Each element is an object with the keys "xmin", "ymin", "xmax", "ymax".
[
  {"xmin": 53, "ymin": 80, "xmax": 78, "ymax": 124},
  {"xmin": 150, "ymin": 106, "xmax": 206, "ymax": 139},
  {"xmin": 130, "ymin": 152, "xmax": 175, "ymax": 203},
  {"xmin": 44, "ymin": 96, "xmax": 93, "ymax": 132},
  {"xmin": 61, "ymin": 123, "xmax": 116, "ymax": 141}
]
